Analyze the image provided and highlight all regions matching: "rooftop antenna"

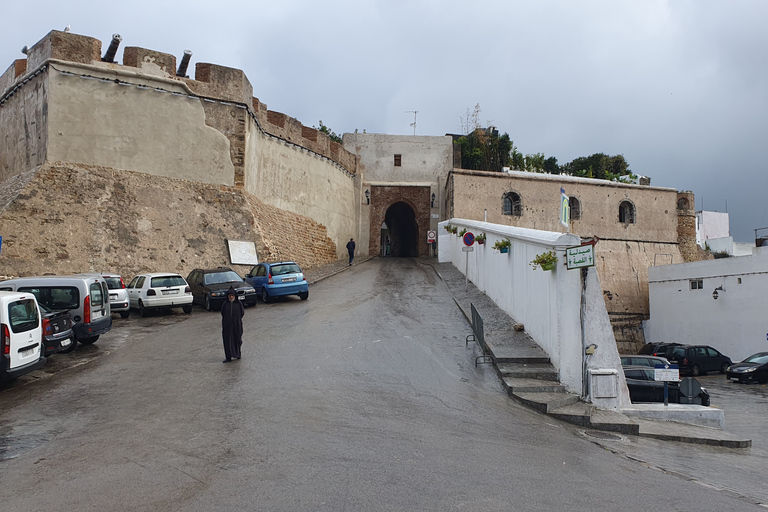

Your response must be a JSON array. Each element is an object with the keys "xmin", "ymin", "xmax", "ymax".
[{"xmin": 406, "ymin": 110, "xmax": 418, "ymax": 135}]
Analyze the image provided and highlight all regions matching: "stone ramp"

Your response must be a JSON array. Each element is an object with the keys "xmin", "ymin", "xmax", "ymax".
[{"xmin": 429, "ymin": 259, "xmax": 751, "ymax": 448}]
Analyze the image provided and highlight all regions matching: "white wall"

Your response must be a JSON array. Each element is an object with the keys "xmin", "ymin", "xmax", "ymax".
[
  {"xmin": 645, "ymin": 247, "xmax": 768, "ymax": 361},
  {"xmin": 696, "ymin": 211, "xmax": 730, "ymax": 247},
  {"xmin": 439, "ymin": 218, "xmax": 630, "ymax": 408}
]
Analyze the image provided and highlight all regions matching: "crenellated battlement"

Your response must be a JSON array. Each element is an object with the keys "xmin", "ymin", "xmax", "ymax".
[{"xmin": 1, "ymin": 29, "xmax": 356, "ymax": 174}]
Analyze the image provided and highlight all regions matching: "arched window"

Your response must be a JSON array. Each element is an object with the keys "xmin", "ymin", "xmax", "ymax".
[
  {"xmin": 569, "ymin": 196, "xmax": 581, "ymax": 220},
  {"xmin": 677, "ymin": 198, "xmax": 689, "ymax": 210},
  {"xmin": 619, "ymin": 200, "xmax": 636, "ymax": 224},
  {"xmin": 502, "ymin": 192, "xmax": 522, "ymax": 216}
]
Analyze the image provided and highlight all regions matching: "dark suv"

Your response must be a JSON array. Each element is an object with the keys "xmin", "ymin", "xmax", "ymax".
[
  {"xmin": 638, "ymin": 342, "xmax": 681, "ymax": 357},
  {"xmin": 186, "ymin": 268, "xmax": 257, "ymax": 311},
  {"xmin": 661, "ymin": 345, "xmax": 732, "ymax": 376}
]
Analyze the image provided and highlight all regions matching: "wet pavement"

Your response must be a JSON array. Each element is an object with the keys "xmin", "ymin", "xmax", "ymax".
[{"xmin": 1, "ymin": 257, "xmax": 766, "ymax": 509}]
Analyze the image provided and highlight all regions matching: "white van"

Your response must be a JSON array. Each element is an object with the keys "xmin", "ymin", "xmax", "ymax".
[
  {"xmin": 0, "ymin": 291, "xmax": 46, "ymax": 381},
  {"xmin": 0, "ymin": 276, "xmax": 112, "ymax": 348}
]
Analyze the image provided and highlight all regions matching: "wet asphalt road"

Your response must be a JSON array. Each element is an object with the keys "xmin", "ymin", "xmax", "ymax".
[{"xmin": 0, "ymin": 259, "xmax": 764, "ymax": 511}]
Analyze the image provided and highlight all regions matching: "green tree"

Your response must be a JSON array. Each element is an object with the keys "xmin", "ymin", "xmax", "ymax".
[
  {"xmin": 525, "ymin": 153, "xmax": 546, "ymax": 173},
  {"xmin": 456, "ymin": 126, "xmax": 513, "ymax": 172},
  {"xmin": 313, "ymin": 120, "xmax": 343, "ymax": 144},
  {"xmin": 543, "ymin": 156, "xmax": 559, "ymax": 174},
  {"xmin": 560, "ymin": 153, "xmax": 633, "ymax": 181}
]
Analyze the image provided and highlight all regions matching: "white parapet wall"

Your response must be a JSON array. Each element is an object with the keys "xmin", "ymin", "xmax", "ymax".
[{"xmin": 438, "ymin": 219, "xmax": 631, "ymax": 408}]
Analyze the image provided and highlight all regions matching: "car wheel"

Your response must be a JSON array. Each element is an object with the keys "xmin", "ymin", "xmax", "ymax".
[
  {"xmin": 690, "ymin": 364, "xmax": 701, "ymax": 377},
  {"xmin": 205, "ymin": 295, "xmax": 213, "ymax": 311},
  {"xmin": 139, "ymin": 300, "xmax": 148, "ymax": 317},
  {"xmin": 182, "ymin": 305, "xmax": 192, "ymax": 314},
  {"xmin": 261, "ymin": 288, "xmax": 271, "ymax": 304},
  {"xmin": 79, "ymin": 335, "xmax": 99, "ymax": 345},
  {"xmin": 299, "ymin": 291, "xmax": 309, "ymax": 301},
  {"xmin": 58, "ymin": 338, "xmax": 78, "ymax": 354},
  {"xmin": 758, "ymin": 372, "xmax": 768, "ymax": 384},
  {"xmin": 120, "ymin": 311, "xmax": 130, "ymax": 319}
]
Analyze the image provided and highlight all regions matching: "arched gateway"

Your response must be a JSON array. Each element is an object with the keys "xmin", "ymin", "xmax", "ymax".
[{"xmin": 368, "ymin": 186, "xmax": 431, "ymax": 258}]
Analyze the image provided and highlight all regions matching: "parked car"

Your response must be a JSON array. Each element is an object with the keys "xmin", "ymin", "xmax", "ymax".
[
  {"xmin": 638, "ymin": 342, "xmax": 681, "ymax": 356},
  {"xmin": 620, "ymin": 354, "xmax": 670, "ymax": 368},
  {"xmin": 0, "ymin": 275, "xmax": 112, "ymax": 345},
  {"xmin": 725, "ymin": 352, "xmax": 768, "ymax": 384},
  {"xmin": 126, "ymin": 273, "xmax": 193, "ymax": 317},
  {"xmin": 244, "ymin": 261, "xmax": 309, "ymax": 303},
  {"xmin": 659, "ymin": 344, "xmax": 732, "ymax": 376},
  {"xmin": 38, "ymin": 303, "xmax": 75, "ymax": 355},
  {"xmin": 100, "ymin": 273, "xmax": 130, "ymax": 319},
  {"xmin": 186, "ymin": 268, "xmax": 257, "ymax": 310},
  {"xmin": 623, "ymin": 366, "xmax": 710, "ymax": 406},
  {"xmin": 0, "ymin": 291, "xmax": 47, "ymax": 381}
]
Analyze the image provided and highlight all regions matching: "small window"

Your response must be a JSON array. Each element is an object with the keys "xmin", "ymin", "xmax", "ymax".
[
  {"xmin": 394, "ymin": 154, "xmax": 402, "ymax": 166},
  {"xmin": 677, "ymin": 198, "xmax": 689, "ymax": 210},
  {"xmin": 502, "ymin": 192, "xmax": 522, "ymax": 216},
  {"xmin": 738, "ymin": 278, "xmax": 742, "ymax": 284},
  {"xmin": 19, "ymin": 286, "xmax": 79, "ymax": 310},
  {"xmin": 690, "ymin": 279, "xmax": 703, "ymax": 290},
  {"xmin": 619, "ymin": 200, "xmax": 635, "ymax": 224},
  {"xmin": 569, "ymin": 196, "xmax": 581, "ymax": 220}
]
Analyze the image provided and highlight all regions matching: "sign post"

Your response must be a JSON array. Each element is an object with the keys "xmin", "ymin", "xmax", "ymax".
[
  {"xmin": 427, "ymin": 230, "xmax": 436, "ymax": 257},
  {"xmin": 654, "ymin": 364, "xmax": 680, "ymax": 406}
]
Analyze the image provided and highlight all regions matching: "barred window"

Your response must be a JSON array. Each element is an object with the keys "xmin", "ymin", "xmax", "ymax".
[
  {"xmin": 690, "ymin": 279, "xmax": 703, "ymax": 290},
  {"xmin": 619, "ymin": 200, "xmax": 635, "ymax": 224},
  {"xmin": 502, "ymin": 192, "xmax": 522, "ymax": 216},
  {"xmin": 569, "ymin": 196, "xmax": 581, "ymax": 220}
]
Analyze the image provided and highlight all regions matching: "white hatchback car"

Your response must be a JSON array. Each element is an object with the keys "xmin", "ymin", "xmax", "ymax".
[
  {"xmin": 126, "ymin": 273, "xmax": 193, "ymax": 317},
  {"xmin": 0, "ymin": 291, "xmax": 46, "ymax": 381}
]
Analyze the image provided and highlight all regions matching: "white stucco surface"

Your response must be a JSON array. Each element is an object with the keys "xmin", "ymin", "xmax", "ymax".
[
  {"xmin": 442, "ymin": 218, "xmax": 626, "ymax": 402},
  {"xmin": 696, "ymin": 211, "xmax": 730, "ymax": 246},
  {"xmin": 645, "ymin": 246, "xmax": 768, "ymax": 361}
]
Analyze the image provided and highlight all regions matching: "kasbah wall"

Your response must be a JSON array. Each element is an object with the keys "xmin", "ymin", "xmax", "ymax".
[
  {"xmin": 448, "ymin": 170, "xmax": 710, "ymax": 352},
  {"xmin": 0, "ymin": 30, "xmax": 364, "ymax": 279}
]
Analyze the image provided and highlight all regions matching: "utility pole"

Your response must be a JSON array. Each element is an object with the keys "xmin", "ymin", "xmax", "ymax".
[{"xmin": 406, "ymin": 110, "xmax": 418, "ymax": 135}]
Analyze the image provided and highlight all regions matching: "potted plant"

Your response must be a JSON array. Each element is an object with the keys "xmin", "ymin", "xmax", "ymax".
[
  {"xmin": 459, "ymin": 228, "xmax": 467, "ymax": 237},
  {"xmin": 476, "ymin": 233, "xmax": 486, "ymax": 245},
  {"xmin": 493, "ymin": 238, "xmax": 511, "ymax": 253},
  {"xmin": 444, "ymin": 224, "xmax": 457, "ymax": 234},
  {"xmin": 530, "ymin": 250, "xmax": 558, "ymax": 271}
]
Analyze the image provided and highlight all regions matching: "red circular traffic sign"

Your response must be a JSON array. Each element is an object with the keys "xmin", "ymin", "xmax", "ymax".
[{"xmin": 463, "ymin": 232, "xmax": 475, "ymax": 246}]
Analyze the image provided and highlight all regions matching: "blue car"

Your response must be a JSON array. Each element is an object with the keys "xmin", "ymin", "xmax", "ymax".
[{"xmin": 244, "ymin": 262, "xmax": 309, "ymax": 303}]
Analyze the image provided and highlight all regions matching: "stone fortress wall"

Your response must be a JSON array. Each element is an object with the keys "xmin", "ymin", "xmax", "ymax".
[{"xmin": 1, "ymin": 30, "xmax": 364, "ymax": 278}]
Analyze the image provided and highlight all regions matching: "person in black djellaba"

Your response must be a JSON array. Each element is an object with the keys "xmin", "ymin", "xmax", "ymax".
[{"xmin": 221, "ymin": 286, "xmax": 245, "ymax": 363}]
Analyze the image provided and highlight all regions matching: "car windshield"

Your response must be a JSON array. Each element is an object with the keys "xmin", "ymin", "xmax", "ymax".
[
  {"xmin": 203, "ymin": 271, "xmax": 243, "ymax": 285},
  {"xmin": 743, "ymin": 354, "xmax": 768, "ymax": 364},
  {"xmin": 150, "ymin": 276, "xmax": 186, "ymax": 288},
  {"xmin": 271, "ymin": 264, "xmax": 301, "ymax": 276}
]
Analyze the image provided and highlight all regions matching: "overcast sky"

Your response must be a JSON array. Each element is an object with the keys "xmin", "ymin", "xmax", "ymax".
[{"xmin": 3, "ymin": 0, "xmax": 766, "ymax": 242}]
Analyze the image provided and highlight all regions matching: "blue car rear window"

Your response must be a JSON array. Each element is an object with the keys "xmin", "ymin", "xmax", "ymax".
[{"xmin": 271, "ymin": 264, "xmax": 301, "ymax": 276}]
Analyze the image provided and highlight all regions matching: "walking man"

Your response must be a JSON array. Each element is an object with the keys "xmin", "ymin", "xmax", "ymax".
[{"xmin": 346, "ymin": 238, "xmax": 356, "ymax": 266}]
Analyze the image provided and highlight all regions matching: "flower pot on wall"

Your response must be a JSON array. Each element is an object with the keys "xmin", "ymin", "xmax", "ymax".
[
  {"xmin": 500, "ymin": 246, "xmax": 509, "ymax": 254},
  {"xmin": 541, "ymin": 261, "xmax": 554, "ymax": 271}
]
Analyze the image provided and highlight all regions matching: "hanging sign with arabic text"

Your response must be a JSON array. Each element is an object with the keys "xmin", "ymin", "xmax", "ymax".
[{"xmin": 566, "ymin": 244, "xmax": 596, "ymax": 269}]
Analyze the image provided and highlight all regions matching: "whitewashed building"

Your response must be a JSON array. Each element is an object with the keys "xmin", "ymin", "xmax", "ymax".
[{"xmin": 644, "ymin": 246, "xmax": 768, "ymax": 361}]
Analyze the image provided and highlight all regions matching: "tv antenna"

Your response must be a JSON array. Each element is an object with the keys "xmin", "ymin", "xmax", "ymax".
[{"xmin": 406, "ymin": 110, "xmax": 418, "ymax": 135}]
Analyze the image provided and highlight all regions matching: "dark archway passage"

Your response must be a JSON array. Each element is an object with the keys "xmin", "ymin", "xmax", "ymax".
[{"xmin": 383, "ymin": 202, "xmax": 419, "ymax": 257}]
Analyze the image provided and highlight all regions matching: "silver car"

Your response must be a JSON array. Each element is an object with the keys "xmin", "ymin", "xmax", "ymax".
[{"xmin": 101, "ymin": 273, "xmax": 130, "ymax": 319}]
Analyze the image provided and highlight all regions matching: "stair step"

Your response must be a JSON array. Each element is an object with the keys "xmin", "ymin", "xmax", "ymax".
[
  {"xmin": 548, "ymin": 402, "xmax": 594, "ymax": 427},
  {"xmin": 511, "ymin": 391, "xmax": 581, "ymax": 414},
  {"xmin": 589, "ymin": 409, "xmax": 639, "ymax": 435},
  {"xmin": 496, "ymin": 363, "xmax": 558, "ymax": 381},
  {"xmin": 502, "ymin": 377, "xmax": 567, "ymax": 395}
]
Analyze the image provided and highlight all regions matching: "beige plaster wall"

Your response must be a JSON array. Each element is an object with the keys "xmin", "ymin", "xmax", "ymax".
[
  {"xmin": 244, "ymin": 117, "xmax": 358, "ymax": 258},
  {"xmin": 452, "ymin": 170, "xmax": 679, "ymax": 242},
  {"xmin": 45, "ymin": 64, "xmax": 235, "ymax": 185}
]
